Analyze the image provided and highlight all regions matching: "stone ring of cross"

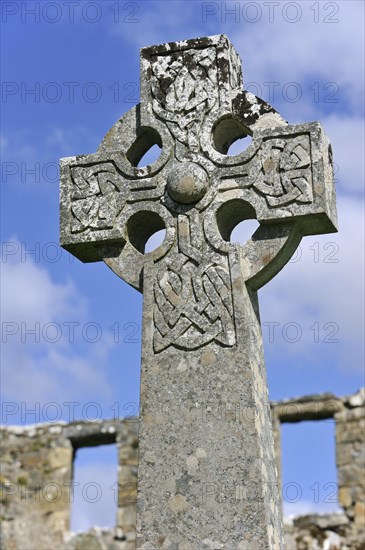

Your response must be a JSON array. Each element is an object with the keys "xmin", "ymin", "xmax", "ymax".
[{"xmin": 61, "ymin": 34, "xmax": 336, "ymax": 294}]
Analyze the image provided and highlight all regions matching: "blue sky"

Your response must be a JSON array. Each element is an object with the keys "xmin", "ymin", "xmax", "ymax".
[{"xmin": 1, "ymin": 0, "xmax": 364, "ymax": 530}]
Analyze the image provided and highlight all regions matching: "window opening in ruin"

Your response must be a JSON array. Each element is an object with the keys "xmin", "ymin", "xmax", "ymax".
[
  {"xmin": 281, "ymin": 421, "xmax": 342, "ymax": 519},
  {"xmin": 70, "ymin": 444, "xmax": 118, "ymax": 532}
]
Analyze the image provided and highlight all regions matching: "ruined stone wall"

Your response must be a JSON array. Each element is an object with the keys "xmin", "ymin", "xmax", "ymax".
[
  {"xmin": 0, "ymin": 420, "xmax": 138, "ymax": 550},
  {"xmin": 1, "ymin": 390, "xmax": 364, "ymax": 550},
  {"xmin": 272, "ymin": 388, "xmax": 365, "ymax": 550},
  {"xmin": 336, "ymin": 395, "xmax": 365, "ymax": 549}
]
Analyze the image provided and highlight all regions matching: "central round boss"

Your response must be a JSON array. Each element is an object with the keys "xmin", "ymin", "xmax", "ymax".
[{"xmin": 166, "ymin": 162, "xmax": 208, "ymax": 204}]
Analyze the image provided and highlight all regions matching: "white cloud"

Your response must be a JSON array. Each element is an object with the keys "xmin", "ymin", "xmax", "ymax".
[
  {"xmin": 2, "ymin": 246, "xmax": 86, "ymax": 324},
  {"xmin": 321, "ymin": 113, "xmax": 364, "ymax": 194},
  {"xmin": 1, "ymin": 245, "xmax": 114, "ymax": 411},
  {"xmin": 45, "ymin": 126, "xmax": 101, "ymax": 157},
  {"xmin": 2, "ymin": 345, "xmax": 114, "ymax": 408},
  {"xmin": 1, "ymin": 126, "xmax": 99, "ymax": 175},
  {"xmin": 0, "ymin": 129, "xmax": 38, "ymax": 166},
  {"xmin": 258, "ymin": 195, "xmax": 364, "ymax": 371},
  {"xmin": 231, "ymin": 1, "xmax": 364, "ymax": 113},
  {"xmin": 110, "ymin": 0, "xmax": 202, "ymax": 49}
]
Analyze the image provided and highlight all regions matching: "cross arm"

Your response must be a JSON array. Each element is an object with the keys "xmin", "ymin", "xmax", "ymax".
[
  {"xmin": 203, "ymin": 121, "xmax": 337, "ymax": 289},
  {"xmin": 204, "ymin": 121, "xmax": 337, "ymax": 238},
  {"xmin": 59, "ymin": 105, "xmax": 173, "ymax": 265}
]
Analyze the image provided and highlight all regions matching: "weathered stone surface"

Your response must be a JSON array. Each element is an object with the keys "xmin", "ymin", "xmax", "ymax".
[
  {"xmin": 294, "ymin": 513, "xmax": 349, "ymax": 531},
  {"xmin": 272, "ymin": 391, "xmax": 365, "ymax": 549},
  {"xmin": 66, "ymin": 531, "xmax": 104, "ymax": 550},
  {"xmin": 287, "ymin": 514, "xmax": 348, "ymax": 550},
  {"xmin": 0, "ymin": 420, "xmax": 138, "ymax": 550},
  {"xmin": 59, "ymin": 35, "xmax": 337, "ymax": 547},
  {"xmin": 335, "ymin": 403, "xmax": 365, "ymax": 547},
  {"xmin": 272, "ymin": 393, "xmax": 344, "ymax": 423},
  {"xmin": 64, "ymin": 526, "xmax": 137, "ymax": 550},
  {"xmin": 1, "ymin": 390, "xmax": 364, "ymax": 549}
]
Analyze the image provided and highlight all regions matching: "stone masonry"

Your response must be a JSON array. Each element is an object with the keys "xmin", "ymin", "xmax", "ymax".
[
  {"xmin": 0, "ymin": 419, "xmax": 138, "ymax": 550},
  {"xmin": 272, "ymin": 388, "xmax": 365, "ymax": 549},
  {"xmin": 1, "ymin": 389, "xmax": 364, "ymax": 550}
]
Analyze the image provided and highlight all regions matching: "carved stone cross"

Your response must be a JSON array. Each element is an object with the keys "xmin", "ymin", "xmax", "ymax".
[{"xmin": 60, "ymin": 35, "xmax": 337, "ymax": 549}]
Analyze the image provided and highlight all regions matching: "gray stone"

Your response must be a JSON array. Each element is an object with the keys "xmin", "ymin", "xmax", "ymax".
[
  {"xmin": 3, "ymin": 389, "xmax": 365, "ymax": 548},
  {"xmin": 294, "ymin": 513, "xmax": 349, "ymax": 530},
  {"xmin": 0, "ymin": 420, "xmax": 138, "ymax": 550},
  {"xmin": 60, "ymin": 35, "xmax": 337, "ymax": 548},
  {"xmin": 66, "ymin": 531, "xmax": 104, "ymax": 550}
]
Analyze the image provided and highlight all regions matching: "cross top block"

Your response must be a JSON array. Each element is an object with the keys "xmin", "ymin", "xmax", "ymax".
[{"xmin": 60, "ymin": 34, "xmax": 337, "ymax": 294}]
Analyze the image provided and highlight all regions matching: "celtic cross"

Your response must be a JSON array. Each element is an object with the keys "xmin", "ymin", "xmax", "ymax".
[{"xmin": 60, "ymin": 35, "xmax": 337, "ymax": 549}]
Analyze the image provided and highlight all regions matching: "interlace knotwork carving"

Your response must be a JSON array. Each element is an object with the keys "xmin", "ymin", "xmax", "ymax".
[
  {"xmin": 70, "ymin": 163, "xmax": 122, "ymax": 232},
  {"xmin": 150, "ymin": 48, "xmax": 217, "ymax": 150},
  {"xmin": 70, "ymin": 162, "xmax": 164, "ymax": 233},
  {"xmin": 153, "ymin": 262, "xmax": 236, "ymax": 352},
  {"xmin": 253, "ymin": 135, "xmax": 313, "ymax": 207}
]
